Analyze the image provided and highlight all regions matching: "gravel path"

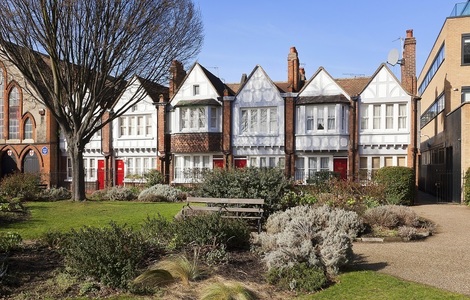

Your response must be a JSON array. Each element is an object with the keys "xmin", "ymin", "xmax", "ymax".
[{"xmin": 352, "ymin": 194, "xmax": 470, "ymax": 296}]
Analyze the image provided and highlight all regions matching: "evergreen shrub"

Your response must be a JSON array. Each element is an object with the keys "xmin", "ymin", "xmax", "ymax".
[
  {"xmin": 464, "ymin": 168, "xmax": 470, "ymax": 205},
  {"xmin": 374, "ymin": 166, "xmax": 415, "ymax": 205},
  {"xmin": 39, "ymin": 187, "xmax": 72, "ymax": 201},
  {"xmin": 253, "ymin": 205, "xmax": 362, "ymax": 276},
  {"xmin": 60, "ymin": 222, "xmax": 149, "ymax": 289},
  {"xmin": 198, "ymin": 167, "xmax": 292, "ymax": 216},
  {"xmin": 138, "ymin": 184, "xmax": 183, "ymax": 202},
  {"xmin": 0, "ymin": 172, "xmax": 41, "ymax": 201},
  {"xmin": 143, "ymin": 169, "xmax": 165, "ymax": 188},
  {"xmin": 266, "ymin": 262, "xmax": 327, "ymax": 292},
  {"xmin": 106, "ymin": 186, "xmax": 137, "ymax": 201}
]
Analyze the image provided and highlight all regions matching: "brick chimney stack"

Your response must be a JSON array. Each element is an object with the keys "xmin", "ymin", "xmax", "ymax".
[
  {"xmin": 401, "ymin": 29, "xmax": 417, "ymax": 95},
  {"xmin": 287, "ymin": 47, "xmax": 300, "ymax": 92},
  {"xmin": 169, "ymin": 60, "xmax": 186, "ymax": 98}
]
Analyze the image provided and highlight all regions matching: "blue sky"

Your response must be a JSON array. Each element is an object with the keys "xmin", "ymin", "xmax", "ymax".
[{"xmin": 193, "ymin": 1, "xmax": 458, "ymax": 83}]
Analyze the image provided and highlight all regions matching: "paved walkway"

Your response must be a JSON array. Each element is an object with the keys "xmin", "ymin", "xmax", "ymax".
[{"xmin": 352, "ymin": 192, "xmax": 470, "ymax": 296}]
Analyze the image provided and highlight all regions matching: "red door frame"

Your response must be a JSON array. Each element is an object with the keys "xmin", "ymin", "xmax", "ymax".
[
  {"xmin": 97, "ymin": 160, "xmax": 105, "ymax": 189},
  {"xmin": 115, "ymin": 160, "xmax": 125, "ymax": 186},
  {"xmin": 333, "ymin": 158, "xmax": 348, "ymax": 180}
]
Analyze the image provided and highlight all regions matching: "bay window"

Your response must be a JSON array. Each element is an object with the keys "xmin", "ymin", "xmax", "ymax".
[{"xmin": 240, "ymin": 107, "xmax": 277, "ymax": 134}]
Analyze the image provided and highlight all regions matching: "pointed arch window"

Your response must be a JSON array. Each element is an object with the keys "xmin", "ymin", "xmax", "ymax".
[
  {"xmin": 0, "ymin": 71, "xmax": 3, "ymax": 139},
  {"xmin": 9, "ymin": 87, "xmax": 20, "ymax": 139},
  {"xmin": 24, "ymin": 118, "xmax": 33, "ymax": 139}
]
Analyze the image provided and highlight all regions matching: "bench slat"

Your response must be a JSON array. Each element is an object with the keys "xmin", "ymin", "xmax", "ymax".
[{"xmin": 186, "ymin": 197, "xmax": 264, "ymax": 205}]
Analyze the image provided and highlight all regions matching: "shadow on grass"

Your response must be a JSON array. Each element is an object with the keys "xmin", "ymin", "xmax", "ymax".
[{"xmin": 346, "ymin": 253, "xmax": 388, "ymax": 272}]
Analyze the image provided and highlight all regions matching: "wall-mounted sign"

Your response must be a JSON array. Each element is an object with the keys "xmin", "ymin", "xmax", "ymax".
[
  {"xmin": 7, "ymin": 150, "xmax": 12, "ymax": 156},
  {"xmin": 42, "ymin": 146, "xmax": 48, "ymax": 155}
]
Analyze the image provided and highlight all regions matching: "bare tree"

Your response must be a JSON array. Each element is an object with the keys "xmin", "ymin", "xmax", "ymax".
[{"xmin": 0, "ymin": 0, "xmax": 203, "ymax": 200}]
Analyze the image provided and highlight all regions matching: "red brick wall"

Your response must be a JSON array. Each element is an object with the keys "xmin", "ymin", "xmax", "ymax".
[
  {"xmin": 171, "ymin": 133, "xmax": 223, "ymax": 153},
  {"xmin": 401, "ymin": 29, "xmax": 417, "ymax": 95}
]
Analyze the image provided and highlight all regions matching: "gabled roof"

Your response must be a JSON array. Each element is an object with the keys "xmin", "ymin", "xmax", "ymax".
[
  {"xmin": 235, "ymin": 65, "xmax": 284, "ymax": 97},
  {"xmin": 335, "ymin": 76, "xmax": 370, "ymax": 97},
  {"xmin": 169, "ymin": 62, "xmax": 236, "ymax": 104},
  {"xmin": 137, "ymin": 76, "xmax": 169, "ymax": 102}
]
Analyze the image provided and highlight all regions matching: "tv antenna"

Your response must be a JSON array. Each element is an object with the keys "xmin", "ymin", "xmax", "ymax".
[{"xmin": 387, "ymin": 37, "xmax": 404, "ymax": 66}]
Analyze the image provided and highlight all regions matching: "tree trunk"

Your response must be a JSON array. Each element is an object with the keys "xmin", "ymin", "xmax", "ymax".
[{"xmin": 68, "ymin": 139, "xmax": 87, "ymax": 201}]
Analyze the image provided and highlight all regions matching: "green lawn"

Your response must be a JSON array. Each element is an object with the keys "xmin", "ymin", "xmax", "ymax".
[
  {"xmin": 300, "ymin": 271, "xmax": 469, "ymax": 299},
  {"xmin": 2, "ymin": 201, "xmax": 469, "ymax": 299},
  {"xmin": 0, "ymin": 200, "xmax": 185, "ymax": 240}
]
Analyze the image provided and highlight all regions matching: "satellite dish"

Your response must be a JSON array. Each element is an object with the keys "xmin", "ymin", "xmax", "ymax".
[{"xmin": 387, "ymin": 48, "xmax": 400, "ymax": 66}]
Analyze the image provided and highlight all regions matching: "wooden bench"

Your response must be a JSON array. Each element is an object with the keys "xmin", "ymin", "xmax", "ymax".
[{"xmin": 182, "ymin": 197, "xmax": 264, "ymax": 232}]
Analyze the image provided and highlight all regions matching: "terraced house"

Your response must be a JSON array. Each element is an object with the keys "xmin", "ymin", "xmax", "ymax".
[
  {"xmin": 0, "ymin": 30, "xmax": 418, "ymax": 190},
  {"xmin": 156, "ymin": 30, "xmax": 418, "ymax": 185}
]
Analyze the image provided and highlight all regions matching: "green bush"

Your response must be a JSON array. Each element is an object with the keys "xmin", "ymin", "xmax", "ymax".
[
  {"xmin": 464, "ymin": 168, "xmax": 470, "ymax": 205},
  {"xmin": 106, "ymin": 186, "xmax": 138, "ymax": 201},
  {"xmin": 141, "ymin": 213, "xmax": 251, "ymax": 258},
  {"xmin": 39, "ymin": 187, "xmax": 72, "ymax": 201},
  {"xmin": 143, "ymin": 169, "xmax": 165, "ymax": 188},
  {"xmin": 267, "ymin": 262, "xmax": 327, "ymax": 292},
  {"xmin": 138, "ymin": 184, "xmax": 183, "ymax": 202},
  {"xmin": 374, "ymin": 166, "xmax": 415, "ymax": 206},
  {"xmin": 60, "ymin": 222, "xmax": 149, "ymax": 289},
  {"xmin": 198, "ymin": 167, "xmax": 292, "ymax": 216},
  {"xmin": 0, "ymin": 232, "xmax": 22, "ymax": 253},
  {"xmin": 0, "ymin": 172, "xmax": 41, "ymax": 201},
  {"xmin": 279, "ymin": 190, "xmax": 317, "ymax": 210}
]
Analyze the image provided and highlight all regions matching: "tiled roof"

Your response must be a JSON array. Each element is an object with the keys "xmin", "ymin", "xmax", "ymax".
[
  {"xmin": 174, "ymin": 98, "xmax": 221, "ymax": 107},
  {"xmin": 297, "ymin": 94, "xmax": 350, "ymax": 105},
  {"xmin": 335, "ymin": 77, "xmax": 370, "ymax": 96},
  {"xmin": 137, "ymin": 76, "xmax": 169, "ymax": 102}
]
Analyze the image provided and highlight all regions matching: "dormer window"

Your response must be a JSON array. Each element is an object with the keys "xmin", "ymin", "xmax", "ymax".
[{"xmin": 193, "ymin": 85, "xmax": 200, "ymax": 96}]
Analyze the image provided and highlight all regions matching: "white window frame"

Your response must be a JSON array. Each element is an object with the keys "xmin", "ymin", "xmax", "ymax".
[
  {"xmin": 240, "ymin": 107, "xmax": 277, "ymax": 135},
  {"xmin": 180, "ymin": 106, "xmax": 206, "ymax": 131},
  {"xmin": 305, "ymin": 105, "xmax": 337, "ymax": 133},
  {"xmin": 174, "ymin": 154, "xmax": 212, "ymax": 182},
  {"xmin": 248, "ymin": 156, "xmax": 284, "ymax": 168},
  {"xmin": 295, "ymin": 155, "xmax": 332, "ymax": 182},
  {"xmin": 119, "ymin": 115, "xmax": 154, "ymax": 137}
]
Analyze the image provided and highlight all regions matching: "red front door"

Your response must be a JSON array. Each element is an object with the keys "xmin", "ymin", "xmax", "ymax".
[
  {"xmin": 333, "ymin": 158, "xmax": 347, "ymax": 180},
  {"xmin": 213, "ymin": 159, "xmax": 224, "ymax": 169},
  {"xmin": 98, "ymin": 160, "xmax": 105, "ymax": 189},
  {"xmin": 115, "ymin": 160, "xmax": 124, "ymax": 186},
  {"xmin": 234, "ymin": 159, "xmax": 247, "ymax": 168}
]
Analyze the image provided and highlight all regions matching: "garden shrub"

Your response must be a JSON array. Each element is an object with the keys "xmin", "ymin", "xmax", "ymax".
[
  {"xmin": 253, "ymin": 205, "xmax": 362, "ymax": 276},
  {"xmin": 374, "ymin": 166, "xmax": 415, "ymax": 205},
  {"xmin": 39, "ymin": 187, "xmax": 71, "ymax": 201},
  {"xmin": 279, "ymin": 189, "xmax": 317, "ymax": 210},
  {"xmin": 464, "ymin": 168, "xmax": 470, "ymax": 205},
  {"xmin": 0, "ymin": 172, "xmax": 41, "ymax": 201},
  {"xmin": 362, "ymin": 205, "xmax": 435, "ymax": 240},
  {"xmin": 60, "ymin": 222, "xmax": 149, "ymax": 289},
  {"xmin": 266, "ymin": 262, "xmax": 327, "ymax": 292},
  {"xmin": 0, "ymin": 198, "xmax": 25, "ymax": 213},
  {"xmin": 198, "ymin": 167, "xmax": 292, "ymax": 216},
  {"xmin": 305, "ymin": 178, "xmax": 386, "ymax": 215},
  {"xmin": 106, "ymin": 186, "xmax": 137, "ymax": 201},
  {"xmin": 143, "ymin": 169, "xmax": 165, "ymax": 188},
  {"xmin": 0, "ymin": 232, "xmax": 22, "ymax": 253},
  {"xmin": 141, "ymin": 213, "xmax": 250, "ymax": 262},
  {"xmin": 89, "ymin": 189, "xmax": 109, "ymax": 201},
  {"xmin": 138, "ymin": 184, "xmax": 183, "ymax": 202},
  {"xmin": 362, "ymin": 205, "xmax": 419, "ymax": 229}
]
